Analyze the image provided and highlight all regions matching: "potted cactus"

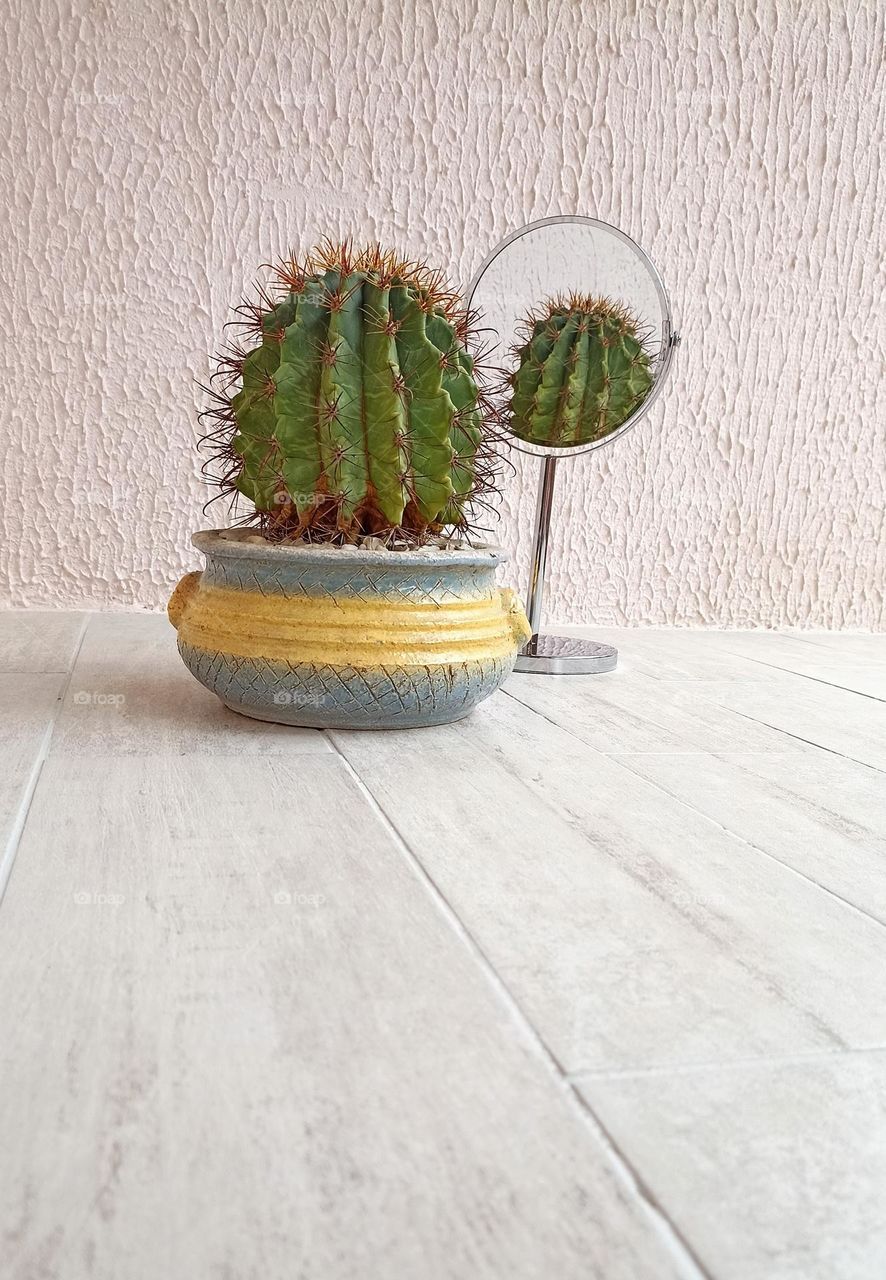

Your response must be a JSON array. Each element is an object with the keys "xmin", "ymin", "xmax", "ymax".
[
  {"xmin": 168, "ymin": 241, "xmax": 530, "ymax": 729},
  {"xmin": 506, "ymin": 294, "xmax": 653, "ymax": 446}
]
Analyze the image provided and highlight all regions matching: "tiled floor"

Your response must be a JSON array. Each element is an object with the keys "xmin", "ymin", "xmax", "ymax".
[{"xmin": 1, "ymin": 613, "xmax": 884, "ymax": 1279}]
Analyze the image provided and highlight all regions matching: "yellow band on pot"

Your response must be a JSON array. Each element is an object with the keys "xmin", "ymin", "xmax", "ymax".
[{"xmin": 175, "ymin": 582, "xmax": 529, "ymax": 666}]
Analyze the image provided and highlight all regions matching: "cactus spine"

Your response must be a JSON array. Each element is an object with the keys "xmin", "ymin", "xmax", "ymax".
[
  {"xmin": 203, "ymin": 243, "xmax": 491, "ymax": 543},
  {"xmin": 507, "ymin": 296, "xmax": 654, "ymax": 447}
]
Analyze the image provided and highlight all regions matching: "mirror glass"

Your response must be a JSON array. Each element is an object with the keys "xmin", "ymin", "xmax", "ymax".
[{"xmin": 468, "ymin": 217, "xmax": 676, "ymax": 456}]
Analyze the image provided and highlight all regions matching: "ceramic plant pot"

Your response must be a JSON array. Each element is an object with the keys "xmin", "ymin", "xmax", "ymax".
[{"xmin": 168, "ymin": 531, "xmax": 531, "ymax": 729}]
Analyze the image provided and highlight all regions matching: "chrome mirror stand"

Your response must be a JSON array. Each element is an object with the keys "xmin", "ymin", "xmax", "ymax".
[
  {"xmin": 514, "ymin": 455, "xmax": 618, "ymax": 674},
  {"xmin": 464, "ymin": 215, "xmax": 680, "ymax": 676}
]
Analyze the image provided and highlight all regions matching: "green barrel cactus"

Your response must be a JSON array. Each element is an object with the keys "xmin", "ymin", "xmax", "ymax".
[
  {"xmin": 506, "ymin": 295, "xmax": 654, "ymax": 447},
  {"xmin": 202, "ymin": 242, "xmax": 494, "ymax": 543}
]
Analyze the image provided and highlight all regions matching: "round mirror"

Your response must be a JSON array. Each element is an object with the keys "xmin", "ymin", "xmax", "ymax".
[
  {"xmin": 467, "ymin": 215, "xmax": 678, "ymax": 456},
  {"xmin": 466, "ymin": 217, "xmax": 680, "ymax": 675}
]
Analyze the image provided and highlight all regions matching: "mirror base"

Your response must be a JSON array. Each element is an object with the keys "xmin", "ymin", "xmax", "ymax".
[{"xmin": 513, "ymin": 634, "xmax": 617, "ymax": 675}]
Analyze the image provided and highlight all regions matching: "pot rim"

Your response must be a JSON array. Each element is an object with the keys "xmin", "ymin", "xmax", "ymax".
[{"xmin": 192, "ymin": 529, "xmax": 509, "ymax": 568}]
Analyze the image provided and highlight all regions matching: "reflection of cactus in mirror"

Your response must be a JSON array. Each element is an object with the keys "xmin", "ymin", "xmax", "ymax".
[
  {"xmin": 507, "ymin": 296, "xmax": 654, "ymax": 448},
  {"xmin": 201, "ymin": 242, "xmax": 495, "ymax": 544}
]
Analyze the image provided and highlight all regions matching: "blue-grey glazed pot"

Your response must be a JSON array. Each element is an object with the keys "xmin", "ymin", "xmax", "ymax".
[{"xmin": 168, "ymin": 531, "xmax": 531, "ymax": 729}]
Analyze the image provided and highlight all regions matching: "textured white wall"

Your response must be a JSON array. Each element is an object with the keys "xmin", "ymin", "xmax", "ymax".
[{"xmin": 2, "ymin": 0, "xmax": 883, "ymax": 626}]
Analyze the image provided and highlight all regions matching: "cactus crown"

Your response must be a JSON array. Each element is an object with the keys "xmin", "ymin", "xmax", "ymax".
[
  {"xmin": 201, "ymin": 241, "xmax": 499, "ymax": 544},
  {"xmin": 505, "ymin": 294, "xmax": 654, "ymax": 448}
]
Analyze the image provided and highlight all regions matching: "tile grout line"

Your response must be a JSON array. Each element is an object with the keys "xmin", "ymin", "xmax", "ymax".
[
  {"xmin": 324, "ymin": 730, "xmax": 713, "ymax": 1280},
  {"xmin": 506, "ymin": 682, "xmax": 734, "ymax": 757},
  {"xmin": 507, "ymin": 671, "xmax": 882, "ymax": 778},
  {"xmin": 610, "ymin": 752, "xmax": 886, "ymax": 932},
  {"xmin": 609, "ymin": 750, "xmax": 809, "ymax": 758},
  {"xmin": 568, "ymin": 1044, "xmax": 886, "ymax": 1083},
  {"xmin": 503, "ymin": 685, "xmax": 886, "ymax": 933},
  {"xmin": 711, "ymin": 648, "xmax": 886, "ymax": 703},
  {"xmin": 0, "ymin": 614, "xmax": 91, "ymax": 908},
  {"xmin": 718, "ymin": 706, "xmax": 885, "ymax": 776},
  {"xmin": 500, "ymin": 686, "xmax": 607, "ymax": 751},
  {"xmin": 610, "ymin": 647, "xmax": 886, "ymax": 769},
  {"xmin": 562, "ymin": 632, "xmax": 885, "ymax": 700}
]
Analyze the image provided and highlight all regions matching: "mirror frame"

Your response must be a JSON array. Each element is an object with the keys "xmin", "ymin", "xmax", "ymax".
[{"xmin": 467, "ymin": 214, "xmax": 680, "ymax": 458}]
